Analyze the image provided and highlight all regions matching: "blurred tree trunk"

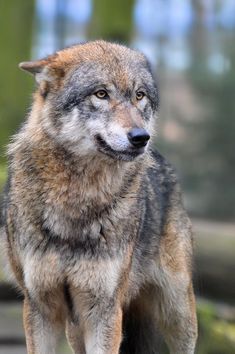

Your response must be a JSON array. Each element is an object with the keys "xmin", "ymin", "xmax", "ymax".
[
  {"xmin": 0, "ymin": 0, "xmax": 35, "ymax": 162},
  {"xmin": 88, "ymin": 0, "xmax": 135, "ymax": 43}
]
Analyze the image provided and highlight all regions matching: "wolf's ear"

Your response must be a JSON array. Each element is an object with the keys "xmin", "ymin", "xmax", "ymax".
[
  {"xmin": 19, "ymin": 59, "xmax": 64, "ymax": 97},
  {"xmin": 19, "ymin": 60, "xmax": 46, "ymax": 74},
  {"xmin": 19, "ymin": 60, "xmax": 53, "ymax": 85}
]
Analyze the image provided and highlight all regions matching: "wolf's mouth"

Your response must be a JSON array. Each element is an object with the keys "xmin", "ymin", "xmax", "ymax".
[{"xmin": 95, "ymin": 134, "xmax": 145, "ymax": 161}]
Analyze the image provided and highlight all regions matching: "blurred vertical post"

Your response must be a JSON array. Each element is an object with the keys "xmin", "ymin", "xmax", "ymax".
[
  {"xmin": 88, "ymin": 0, "xmax": 135, "ymax": 43},
  {"xmin": 54, "ymin": 0, "xmax": 67, "ymax": 50},
  {"xmin": 191, "ymin": 0, "xmax": 208, "ymax": 70},
  {"xmin": 0, "ymin": 0, "xmax": 35, "ymax": 163}
]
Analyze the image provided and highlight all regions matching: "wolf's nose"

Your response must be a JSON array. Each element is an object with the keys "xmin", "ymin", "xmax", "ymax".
[{"xmin": 127, "ymin": 128, "xmax": 150, "ymax": 148}]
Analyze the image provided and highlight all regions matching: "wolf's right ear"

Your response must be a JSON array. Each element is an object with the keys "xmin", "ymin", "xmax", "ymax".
[
  {"xmin": 19, "ymin": 60, "xmax": 45, "ymax": 74},
  {"xmin": 19, "ymin": 60, "xmax": 53, "ymax": 85},
  {"xmin": 19, "ymin": 59, "xmax": 64, "ymax": 97}
]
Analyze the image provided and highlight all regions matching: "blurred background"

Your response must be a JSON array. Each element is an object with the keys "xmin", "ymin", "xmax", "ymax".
[{"xmin": 0, "ymin": 0, "xmax": 235, "ymax": 353}]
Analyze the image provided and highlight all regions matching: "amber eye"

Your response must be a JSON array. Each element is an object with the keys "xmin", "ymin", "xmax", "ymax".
[
  {"xmin": 95, "ymin": 90, "xmax": 108, "ymax": 99},
  {"xmin": 136, "ymin": 91, "xmax": 145, "ymax": 101}
]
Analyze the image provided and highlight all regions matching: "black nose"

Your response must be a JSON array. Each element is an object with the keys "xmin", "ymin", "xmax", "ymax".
[{"xmin": 127, "ymin": 128, "xmax": 150, "ymax": 148}]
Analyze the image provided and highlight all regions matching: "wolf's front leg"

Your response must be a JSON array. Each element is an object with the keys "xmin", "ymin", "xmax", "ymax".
[
  {"xmin": 66, "ymin": 320, "xmax": 85, "ymax": 354},
  {"xmin": 154, "ymin": 270, "xmax": 197, "ymax": 354},
  {"xmin": 155, "ymin": 206, "xmax": 198, "ymax": 353},
  {"xmin": 82, "ymin": 302, "xmax": 123, "ymax": 354},
  {"xmin": 159, "ymin": 283, "xmax": 197, "ymax": 354},
  {"xmin": 23, "ymin": 292, "xmax": 64, "ymax": 354}
]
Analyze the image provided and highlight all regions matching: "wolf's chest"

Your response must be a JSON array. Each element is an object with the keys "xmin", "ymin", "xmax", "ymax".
[
  {"xmin": 23, "ymin": 247, "xmax": 125, "ymax": 301},
  {"xmin": 23, "ymin": 201, "xmax": 133, "ymax": 300},
  {"xmin": 40, "ymin": 197, "xmax": 137, "ymax": 254}
]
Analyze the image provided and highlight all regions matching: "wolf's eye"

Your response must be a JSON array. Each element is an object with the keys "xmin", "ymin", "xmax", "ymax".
[
  {"xmin": 136, "ymin": 91, "xmax": 145, "ymax": 101},
  {"xmin": 94, "ymin": 90, "xmax": 108, "ymax": 99}
]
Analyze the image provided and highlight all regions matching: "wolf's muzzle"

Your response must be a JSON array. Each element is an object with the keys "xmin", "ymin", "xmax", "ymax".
[{"xmin": 127, "ymin": 128, "xmax": 150, "ymax": 148}]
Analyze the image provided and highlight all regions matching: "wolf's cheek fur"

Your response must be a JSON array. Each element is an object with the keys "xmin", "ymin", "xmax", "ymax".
[
  {"xmin": 51, "ymin": 109, "xmax": 131, "ymax": 156},
  {"xmin": 56, "ymin": 108, "xmax": 97, "ymax": 155}
]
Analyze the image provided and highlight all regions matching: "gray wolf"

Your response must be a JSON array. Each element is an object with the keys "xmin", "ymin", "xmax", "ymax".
[{"xmin": 0, "ymin": 40, "xmax": 197, "ymax": 354}]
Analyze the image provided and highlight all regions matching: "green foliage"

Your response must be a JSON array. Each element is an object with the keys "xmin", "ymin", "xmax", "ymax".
[
  {"xmin": 0, "ymin": 0, "xmax": 35, "ymax": 163},
  {"xmin": 0, "ymin": 165, "xmax": 6, "ymax": 194},
  {"xmin": 197, "ymin": 301, "xmax": 235, "ymax": 354},
  {"xmin": 88, "ymin": 0, "xmax": 135, "ymax": 43}
]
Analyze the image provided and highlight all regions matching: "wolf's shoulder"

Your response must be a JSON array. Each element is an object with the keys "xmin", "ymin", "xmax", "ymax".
[{"xmin": 147, "ymin": 148, "xmax": 178, "ymax": 190}]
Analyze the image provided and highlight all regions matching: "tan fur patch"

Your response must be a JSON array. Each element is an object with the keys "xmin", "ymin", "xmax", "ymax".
[
  {"xmin": 160, "ymin": 222, "xmax": 189, "ymax": 274},
  {"xmin": 109, "ymin": 306, "xmax": 123, "ymax": 354},
  {"xmin": 114, "ymin": 106, "xmax": 144, "ymax": 130},
  {"xmin": 23, "ymin": 295, "xmax": 35, "ymax": 354}
]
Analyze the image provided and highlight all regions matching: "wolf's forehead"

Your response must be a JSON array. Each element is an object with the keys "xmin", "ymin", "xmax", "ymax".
[
  {"xmin": 65, "ymin": 58, "xmax": 151, "ymax": 92},
  {"xmin": 55, "ymin": 41, "xmax": 151, "ymax": 90},
  {"xmin": 58, "ymin": 41, "xmax": 145, "ymax": 67}
]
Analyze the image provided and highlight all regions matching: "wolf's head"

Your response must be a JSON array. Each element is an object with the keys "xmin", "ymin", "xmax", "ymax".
[{"xmin": 20, "ymin": 41, "xmax": 159, "ymax": 161}]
